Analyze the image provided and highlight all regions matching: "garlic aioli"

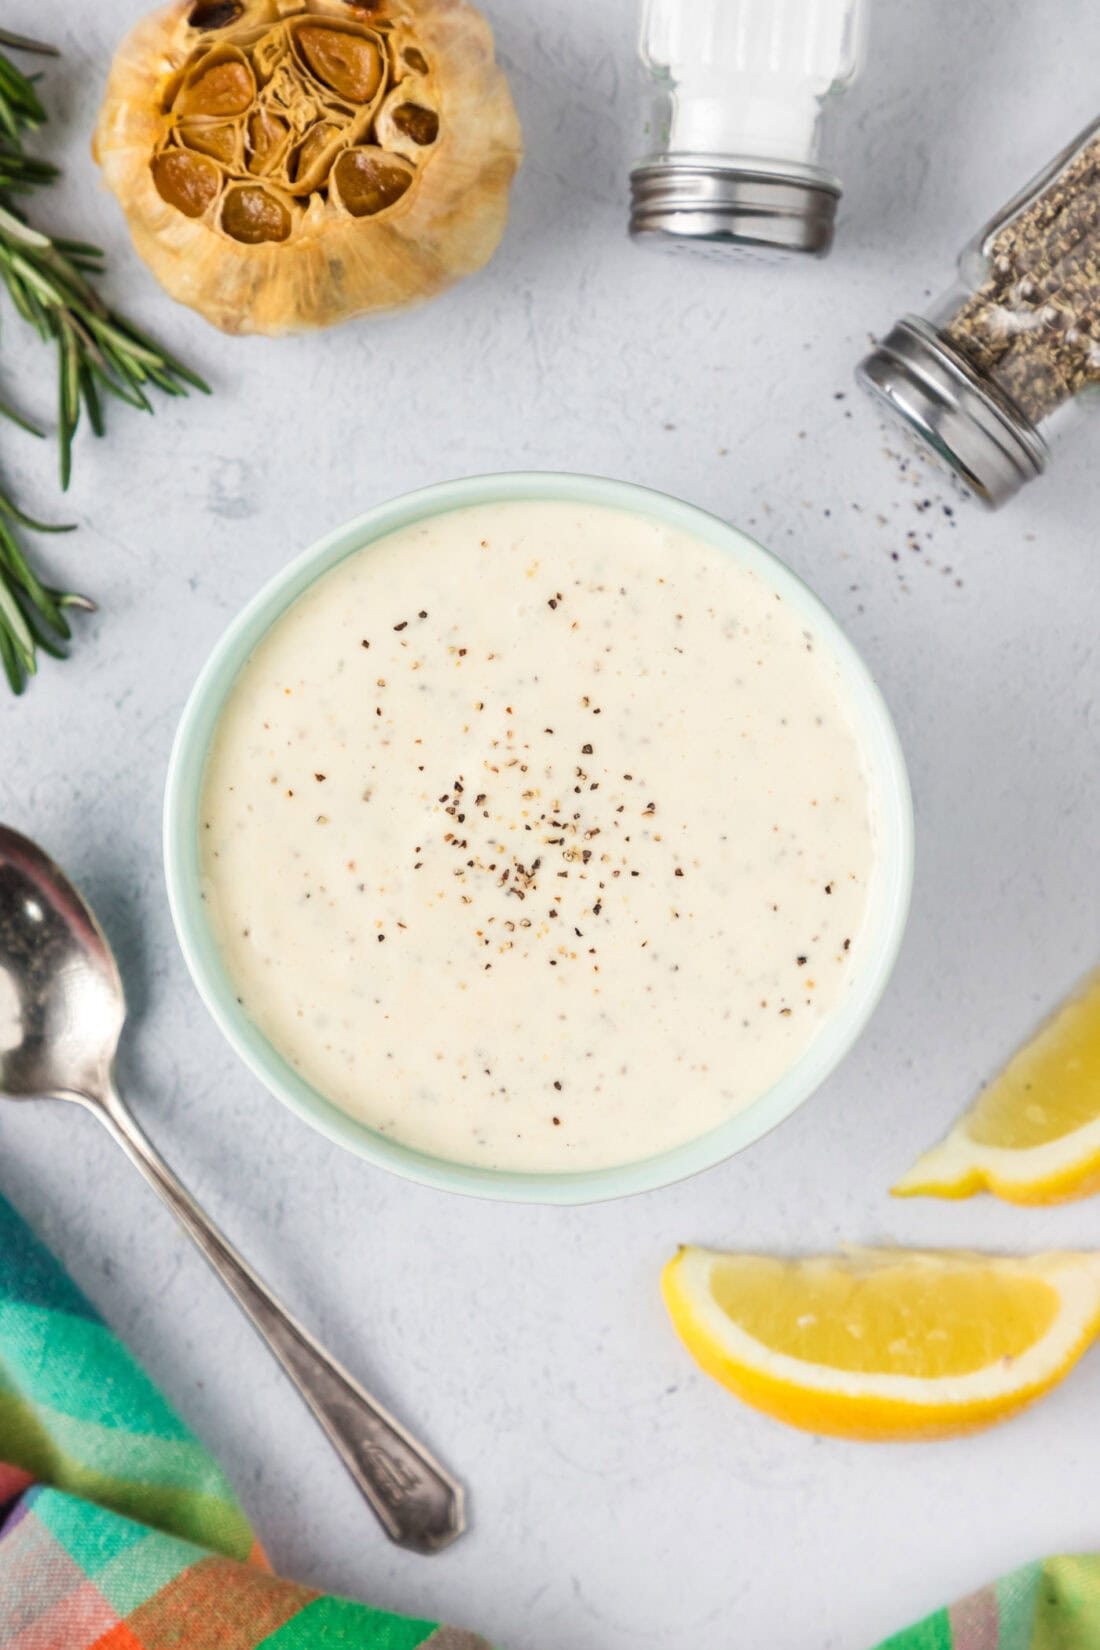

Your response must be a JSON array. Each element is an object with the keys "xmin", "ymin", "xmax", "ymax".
[{"xmin": 199, "ymin": 501, "xmax": 876, "ymax": 1172}]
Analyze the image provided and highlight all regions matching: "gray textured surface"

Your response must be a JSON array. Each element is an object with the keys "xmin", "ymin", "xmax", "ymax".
[{"xmin": 4, "ymin": 3, "xmax": 1100, "ymax": 1647}]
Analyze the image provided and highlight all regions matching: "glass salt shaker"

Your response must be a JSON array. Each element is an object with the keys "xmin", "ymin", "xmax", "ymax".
[
  {"xmin": 859, "ymin": 115, "xmax": 1100, "ymax": 506},
  {"xmin": 630, "ymin": 0, "xmax": 869, "ymax": 257}
]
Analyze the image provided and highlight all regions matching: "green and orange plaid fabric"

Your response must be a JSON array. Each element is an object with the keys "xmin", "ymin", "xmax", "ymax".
[
  {"xmin": 0, "ymin": 1193, "xmax": 487, "ymax": 1649},
  {"xmin": 1, "ymin": 1188, "xmax": 1098, "ymax": 1650},
  {"xmin": 880, "ymin": 1557, "xmax": 1100, "ymax": 1649}
]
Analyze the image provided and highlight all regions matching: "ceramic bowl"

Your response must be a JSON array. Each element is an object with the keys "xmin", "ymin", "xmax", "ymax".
[{"xmin": 164, "ymin": 472, "xmax": 913, "ymax": 1203}]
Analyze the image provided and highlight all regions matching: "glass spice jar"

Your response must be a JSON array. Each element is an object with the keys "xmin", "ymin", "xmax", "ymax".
[
  {"xmin": 859, "ymin": 116, "xmax": 1100, "ymax": 506},
  {"xmin": 630, "ymin": 0, "xmax": 869, "ymax": 257}
]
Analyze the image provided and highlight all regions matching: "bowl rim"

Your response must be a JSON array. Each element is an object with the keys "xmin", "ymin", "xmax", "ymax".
[{"xmin": 164, "ymin": 470, "xmax": 914, "ymax": 1205}]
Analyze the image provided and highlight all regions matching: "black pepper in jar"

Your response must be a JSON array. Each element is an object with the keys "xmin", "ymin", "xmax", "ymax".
[{"xmin": 858, "ymin": 115, "xmax": 1100, "ymax": 507}]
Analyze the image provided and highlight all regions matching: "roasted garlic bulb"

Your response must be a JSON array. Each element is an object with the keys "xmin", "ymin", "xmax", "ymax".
[{"xmin": 94, "ymin": 0, "xmax": 522, "ymax": 334}]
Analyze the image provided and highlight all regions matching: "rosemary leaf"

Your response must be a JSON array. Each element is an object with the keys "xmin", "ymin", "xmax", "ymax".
[
  {"xmin": 0, "ymin": 30, "xmax": 59, "ymax": 57},
  {"xmin": 78, "ymin": 363, "xmax": 104, "ymax": 438},
  {"xmin": 0, "ymin": 203, "xmax": 49, "ymax": 248},
  {"xmin": 0, "ymin": 393, "xmax": 43, "ymax": 438},
  {"xmin": 0, "ymin": 623, "xmax": 23, "ymax": 693},
  {"xmin": 0, "ymin": 491, "xmax": 75, "ymax": 534},
  {"xmin": 0, "ymin": 571, "xmax": 36, "ymax": 667}
]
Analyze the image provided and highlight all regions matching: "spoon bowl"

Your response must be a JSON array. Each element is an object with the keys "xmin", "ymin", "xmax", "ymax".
[{"xmin": 0, "ymin": 827, "xmax": 124, "ymax": 1103}]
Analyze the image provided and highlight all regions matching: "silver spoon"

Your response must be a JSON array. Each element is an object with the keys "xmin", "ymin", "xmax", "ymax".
[{"xmin": 0, "ymin": 824, "xmax": 464, "ymax": 1555}]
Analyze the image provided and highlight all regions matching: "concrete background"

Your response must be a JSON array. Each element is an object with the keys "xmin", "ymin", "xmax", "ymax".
[{"xmin": 4, "ymin": 1, "xmax": 1100, "ymax": 1645}]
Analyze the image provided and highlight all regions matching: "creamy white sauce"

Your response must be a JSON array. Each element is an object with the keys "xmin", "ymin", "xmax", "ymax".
[{"xmin": 200, "ymin": 500, "xmax": 876, "ymax": 1172}]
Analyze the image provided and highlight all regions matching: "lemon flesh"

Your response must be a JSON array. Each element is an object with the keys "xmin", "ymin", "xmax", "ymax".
[{"xmin": 708, "ymin": 1252, "xmax": 1059, "ymax": 1376}]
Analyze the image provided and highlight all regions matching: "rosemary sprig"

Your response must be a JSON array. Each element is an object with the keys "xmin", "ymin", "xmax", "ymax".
[
  {"xmin": 0, "ymin": 32, "xmax": 207, "ymax": 693},
  {"xmin": 0, "ymin": 462, "xmax": 94, "ymax": 695},
  {"xmin": 0, "ymin": 203, "xmax": 209, "ymax": 490}
]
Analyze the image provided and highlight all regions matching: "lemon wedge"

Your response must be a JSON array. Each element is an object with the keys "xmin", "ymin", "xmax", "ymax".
[
  {"xmin": 895, "ymin": 969, "xmax": 1100, "ymax": 1205},
  {"xmin": 662, "ymin": 1246, "xmax": 1100, "ymax": 1440}
]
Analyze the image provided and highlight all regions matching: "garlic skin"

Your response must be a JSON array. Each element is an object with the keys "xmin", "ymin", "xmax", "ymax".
[{"xmin": 94, "ymin": 0, "xmax": 522, "ymax": 335}]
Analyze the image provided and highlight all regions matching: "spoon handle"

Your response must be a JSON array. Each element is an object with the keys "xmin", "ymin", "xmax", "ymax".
[{"xmin": 88, "ymin": 1082, "xmax": 465, "ymax": 1555}]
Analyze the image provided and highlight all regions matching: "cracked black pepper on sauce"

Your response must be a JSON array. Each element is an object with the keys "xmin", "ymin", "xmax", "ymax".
[{"xmin": 199, "ymin": 501, "xmax": 875, "ymax": 1172}]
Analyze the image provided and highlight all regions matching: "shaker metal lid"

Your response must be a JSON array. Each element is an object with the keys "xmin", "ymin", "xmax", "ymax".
[
  {"xmin": 857, "ymin": 317, "xmax": 1048, "ymax": 507},
  {"xmin": 629, "ymin": 161, "xmax": 840, "ymax": 257}
]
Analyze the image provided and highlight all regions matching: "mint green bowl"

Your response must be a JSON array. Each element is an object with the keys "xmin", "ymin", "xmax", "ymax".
[{"xmin": 164, "ymin": 472, "xmax": 913, "ymax": 1204}]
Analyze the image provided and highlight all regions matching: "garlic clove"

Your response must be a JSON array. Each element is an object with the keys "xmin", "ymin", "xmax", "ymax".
[
  {"xmin": 246, "ymin": 107, "xmax": 290, "ymax": 174},
  {"xmin": 152, "ymin": 147, "xmax": 223, "ymax": 215},
  {"xmin": 178, "ymin": 119, "xmax": 241, "ymax": 165},
  {"xmin": 187, "ymin": 0, "xmax": 244, "ymax": 28},
  {"xmin": 289, "ymin": 18, "xmax": 385, "ymax": 105},
  {"xmin": 374, "ymin": 79, "xmax": 440, "ymax": 160},
  {"xmin": 285, "ymin": 118, "xmax": 346, "ymax": 193},
  {"xmin": 221, "ymin": 180, "xmax": 295, "ymax": 242},
  {"xmin": 330, "ymin": 145, "xmax": 416, "ymax": 217},
  {"xmin": 398, "ymin": 44, "xmax": 429, "ymax": 77},
  {"xmin": 175, "ymin": 43, "xmax": 255, "ymax": 118}
]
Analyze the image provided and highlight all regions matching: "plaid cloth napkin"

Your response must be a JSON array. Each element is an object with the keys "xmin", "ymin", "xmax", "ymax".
[
  {"xmin": 1, "ymin": 1190, "xmax": 1096, "ymax": 1650},
  {"xmin": 0, "ymin": 1192, "xmax": 487, "ymax": 1649},
  {"xmin": 881, "ymin": 1556, "xmax": 1100, "ymax": 1649}
]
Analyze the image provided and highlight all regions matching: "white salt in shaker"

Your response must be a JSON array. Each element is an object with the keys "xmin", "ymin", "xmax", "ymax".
[{"xmin": 631, "ymin": 0, "xmax": 868, "ymax": 257}]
